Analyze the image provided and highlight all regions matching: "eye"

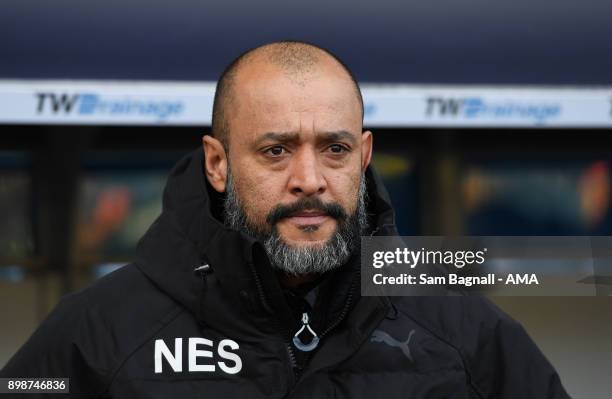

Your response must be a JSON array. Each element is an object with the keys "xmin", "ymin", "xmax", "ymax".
[
  {"xmin": 327, "ymin": 144, "xmax": 348, "ymax": 154},
  {"xmin": 264, "ymin": 145, "xmax": 286, "ymax": 156}
]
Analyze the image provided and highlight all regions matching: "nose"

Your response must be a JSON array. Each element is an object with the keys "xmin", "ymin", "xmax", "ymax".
[{"xmin": 287, "ymin": 147, "xmax": 327, "ymax": 197}]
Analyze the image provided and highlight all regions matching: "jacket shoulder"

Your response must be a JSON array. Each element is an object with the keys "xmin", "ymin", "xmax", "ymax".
[
  {"xmin": 391, "ymin": 295, "xmax": 513, "ymax": 344},
  {"xmin": 83, "ymin": 262, "xmax": 182, "ymax": 329}
]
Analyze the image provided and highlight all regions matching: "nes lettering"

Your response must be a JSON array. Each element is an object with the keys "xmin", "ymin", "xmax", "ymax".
[{"xmin": 154, "ymin": 337, "xmax": 242, "ymax": 374}]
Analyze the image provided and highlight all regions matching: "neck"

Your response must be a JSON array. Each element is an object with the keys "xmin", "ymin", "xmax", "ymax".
[{"xmin": 277, "ymin": 272, "xmax": 318, "ymax": 288}]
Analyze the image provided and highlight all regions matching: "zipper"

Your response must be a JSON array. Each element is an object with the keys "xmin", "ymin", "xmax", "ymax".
[
  {"xmin": 247, "ymin": 246, "xmax": 362, "ymax": 385},
  {"xmin": 286, "ymin": 344, "xmax": 298, "ymax": 369},
  {"xmin": 288, "ymin": 268, "xmax": 360, "ymax": 383}
]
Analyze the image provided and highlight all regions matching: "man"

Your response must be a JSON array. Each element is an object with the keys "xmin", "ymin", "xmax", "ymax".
[{"xmin": 1, "ymin": 41, "xmax": 569, "ymax": 398}]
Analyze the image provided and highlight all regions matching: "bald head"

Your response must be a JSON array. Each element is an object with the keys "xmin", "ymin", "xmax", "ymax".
[
  {"xmin": 202, "ymin": 41, "xmax": 374, "ymax": 267},
  {"xmin": 211, "ymin": 41, "xmax": 364, "ymax": 146}
]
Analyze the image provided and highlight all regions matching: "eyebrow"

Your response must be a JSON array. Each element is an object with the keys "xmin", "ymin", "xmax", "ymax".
[
  {"xmin": 254, "ymin": 130, "xmax": 358, "ymax": 146},
  {"xmin": 254, "ymin": 132, "xmax": 300, "ymax": 146},
  {"xmin": 320, "ymin": 130, "xmax": 358, "ymax": 145}
]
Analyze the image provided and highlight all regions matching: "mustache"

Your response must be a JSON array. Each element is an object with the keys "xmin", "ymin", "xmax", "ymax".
[{"xmin": 266, "ymin": 197, "xmax": 348, "ymax": 225}]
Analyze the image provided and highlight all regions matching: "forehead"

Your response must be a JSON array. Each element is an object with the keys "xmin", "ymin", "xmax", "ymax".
[{"xmin": 228, "ymin": 61, "xmax": 362, "ymax": 140}]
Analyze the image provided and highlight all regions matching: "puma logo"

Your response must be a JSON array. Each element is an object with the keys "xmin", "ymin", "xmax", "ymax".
[{"xmin": 370, "ymin": 329, "xmax": 415, "ymax": 361}]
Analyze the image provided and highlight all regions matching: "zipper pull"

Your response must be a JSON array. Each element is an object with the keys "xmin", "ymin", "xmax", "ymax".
[{"xmin": 292, "ymin": 312, "xmax": 320, "ymax": 352}]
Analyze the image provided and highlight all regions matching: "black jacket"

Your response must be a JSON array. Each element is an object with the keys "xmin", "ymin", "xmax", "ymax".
[{"xmin": 1, "ymin": 148, "xmax": 570, "ymax": 398}]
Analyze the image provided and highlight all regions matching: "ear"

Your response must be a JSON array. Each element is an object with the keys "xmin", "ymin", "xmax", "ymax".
[
  {"xmin": 202, "ymin": 135, "xmax": 228, "ymax": 193},
  {"xmin": 361, "ymin": 130, "xmax": 373, "ymax": 172}
]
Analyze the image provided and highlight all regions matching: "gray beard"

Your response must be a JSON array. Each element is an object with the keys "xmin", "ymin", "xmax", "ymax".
[{"xmin": 223, "ymin": 167, "xmax": 368, "ymax": 276}]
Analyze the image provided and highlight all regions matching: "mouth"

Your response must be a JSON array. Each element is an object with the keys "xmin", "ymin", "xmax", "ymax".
[{"xmin": 285, "ymin": 210, "xmax": 330, "ymax": 226}]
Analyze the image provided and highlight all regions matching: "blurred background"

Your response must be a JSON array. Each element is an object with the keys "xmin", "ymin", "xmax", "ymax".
[{"xmin": 0, "ymin": 0, "xmax": 611, "ymax": 397}]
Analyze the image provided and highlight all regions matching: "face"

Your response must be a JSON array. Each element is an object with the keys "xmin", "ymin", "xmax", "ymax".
[{"xmin": 204, "ymin": 58, "xmax": 373, "ymax": 273}]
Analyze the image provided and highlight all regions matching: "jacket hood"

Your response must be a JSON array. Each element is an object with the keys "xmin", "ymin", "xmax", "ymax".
[{"xmin": 135, "ymin": 147, "xmax": 396, "ymax": 333}]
